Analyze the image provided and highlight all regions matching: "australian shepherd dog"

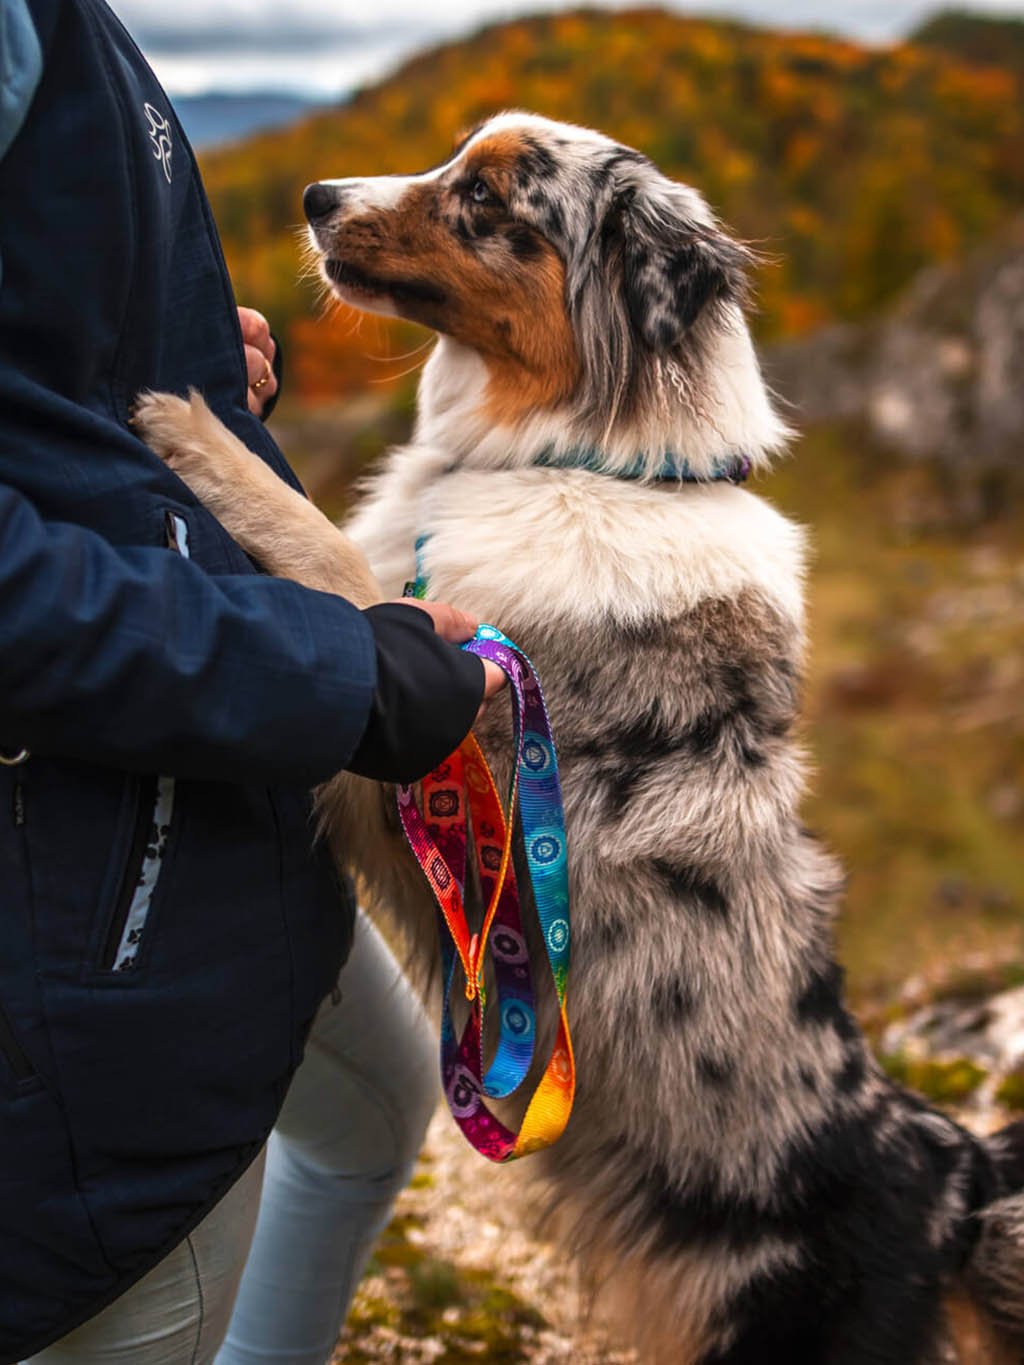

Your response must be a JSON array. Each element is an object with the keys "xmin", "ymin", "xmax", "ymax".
[{"xmin": 135, "ymin": 113, "xmax": 1024, "ymax": 1363}]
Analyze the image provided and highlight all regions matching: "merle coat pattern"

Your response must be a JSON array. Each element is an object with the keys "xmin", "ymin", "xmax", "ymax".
[{"xmin": 134, "ymin": 113, "xmax": 1024, "ymax": 1364}]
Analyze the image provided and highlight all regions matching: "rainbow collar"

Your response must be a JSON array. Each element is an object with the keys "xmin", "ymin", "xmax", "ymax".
[{"xmin": 532, "ymin": 445, "xmax": 752, "ymax": 484}]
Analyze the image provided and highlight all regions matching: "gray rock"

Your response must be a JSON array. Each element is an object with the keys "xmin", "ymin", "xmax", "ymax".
[
  {"xmin": 882, "ymin": 984, "xmax": 1024, "ymax": 1131},
  {"xmin": 766, "ymin": 218, "xmax": 1024, "ymax": 473}
]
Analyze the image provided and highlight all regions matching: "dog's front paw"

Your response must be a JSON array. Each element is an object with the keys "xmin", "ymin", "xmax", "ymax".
[
  {"xmin": 132, "ymin": 388, "xmax": 250, "ymax": 509},
  {"xmin": 132, "ymin": 389, "xmax": 208, "ymax": 470}
]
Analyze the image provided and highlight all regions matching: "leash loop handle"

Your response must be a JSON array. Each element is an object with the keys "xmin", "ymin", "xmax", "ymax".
[{"xmin": 398, "ymin": 624, "xmax": 575, "ymax": 1162}]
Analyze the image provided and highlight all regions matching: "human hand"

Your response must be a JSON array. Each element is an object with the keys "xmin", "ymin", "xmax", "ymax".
[
  {"xmin": 238, "ymin": 307, "xmax": 278, "ymax": 416},
  {"xmin": 387, "ymin": 599, "xmax": 507, "ymax": 702}
]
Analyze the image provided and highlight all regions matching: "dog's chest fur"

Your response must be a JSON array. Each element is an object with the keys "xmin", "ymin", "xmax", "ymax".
[{"xmin": 346, "ymin": 447, "xmax": 806, "ymax": 630}]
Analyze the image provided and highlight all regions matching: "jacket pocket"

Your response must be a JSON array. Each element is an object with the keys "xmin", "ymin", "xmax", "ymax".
[
  {"xmin": 97, "ymin": 509, "xmax": 190, "ymax": 973},
  {"xmin": 0, "ymin": 1000, "xmax": 36, "ymax": 1083}
]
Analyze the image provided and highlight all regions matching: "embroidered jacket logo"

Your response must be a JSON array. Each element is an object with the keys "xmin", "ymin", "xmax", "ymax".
[{"xmin": 143, "ymin": 103, "xmax": 172, "ymax": 184}]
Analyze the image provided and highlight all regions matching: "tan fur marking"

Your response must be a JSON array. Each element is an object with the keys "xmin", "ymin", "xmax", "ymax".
[
  {"xmin": 327, "ymin": 136, "xmax": 579, "ymax": 425},
  {"xmin": 572, "ymin": 1226, "xmax": 710, "ymax": 1365},
  {"xmin": 945, "ymin": 1291, "xmax": 1019, "ymax": 1364}
]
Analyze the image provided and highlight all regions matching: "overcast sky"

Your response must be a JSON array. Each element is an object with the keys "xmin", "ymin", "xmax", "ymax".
[{"xmin": 111, "ymin": 1, "xmax": 1024, "ymax": 96}]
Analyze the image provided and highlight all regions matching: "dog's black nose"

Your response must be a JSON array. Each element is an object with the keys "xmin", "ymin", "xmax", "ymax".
[{"xmin": 303, "ymin": 182, "xmax": 338, "ymax": 223}]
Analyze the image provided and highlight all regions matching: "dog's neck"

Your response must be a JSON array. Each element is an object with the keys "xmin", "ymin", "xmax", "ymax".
[{"xmin": 414, "ymin": 314, "xmax": 789, "ymax": 481}]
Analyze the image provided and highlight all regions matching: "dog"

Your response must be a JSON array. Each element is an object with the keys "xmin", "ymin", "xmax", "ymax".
[{"xmin": 134, "ymin": 112, "xmax": 1024, "ymax": 1364}]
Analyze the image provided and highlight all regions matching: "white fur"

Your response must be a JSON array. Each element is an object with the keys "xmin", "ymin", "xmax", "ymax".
[
  {"xmin": 346, "ymin": 427, "xmax": 807, "ymax": 632},
  {"xmin": 318, "ymin": 163, "xmax": 447, "ymax": 211}
]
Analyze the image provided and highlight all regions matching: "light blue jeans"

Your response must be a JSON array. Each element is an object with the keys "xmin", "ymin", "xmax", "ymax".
[{"xmin": 27, "ymin": 913, "xmax": 437, "ymax": 1365}]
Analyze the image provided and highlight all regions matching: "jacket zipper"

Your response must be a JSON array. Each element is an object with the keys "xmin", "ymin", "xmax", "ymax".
[
  {"xmin": 0, "ymin": 1002, "xmax": 36, "ymax": 1082},
  {"xmin": 100, "ymin": 776, "xmax": 159, "ymax": 971},
  {"xmin": 2, "ymin": 769, "xmax": 35, "ymax": 1078}
]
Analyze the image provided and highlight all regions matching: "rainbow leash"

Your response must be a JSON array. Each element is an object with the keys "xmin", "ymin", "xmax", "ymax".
[{"xmin": 398, "ymin": 593, "xmax": 575, "ymax": 1160}]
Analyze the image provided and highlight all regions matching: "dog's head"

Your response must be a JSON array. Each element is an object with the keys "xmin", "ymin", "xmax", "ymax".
[{"xmin": 304, "ymin": 112, "xmax": 785, "ymax": 470}]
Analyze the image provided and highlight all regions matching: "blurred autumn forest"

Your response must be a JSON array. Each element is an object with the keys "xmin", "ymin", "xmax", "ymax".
[{"xmin": 198, "ymin": 7, "xmax": 1024, "ymax": 1007}]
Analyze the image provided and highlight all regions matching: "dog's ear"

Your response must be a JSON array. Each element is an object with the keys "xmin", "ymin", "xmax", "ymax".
[{"xmin": 612, "ymin": 176, "xmax": 751, "ymax": 352}]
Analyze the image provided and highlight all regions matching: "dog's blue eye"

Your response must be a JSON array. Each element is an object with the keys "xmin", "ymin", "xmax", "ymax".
[{"xmin": 471, "ymin": 178, "xmax": 492, "ymax": 204}]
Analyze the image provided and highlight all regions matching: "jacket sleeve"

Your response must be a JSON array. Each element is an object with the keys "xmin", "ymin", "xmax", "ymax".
[{"xmin": 0, "ymin": 480, "xmax": 379, "ymax": 786}]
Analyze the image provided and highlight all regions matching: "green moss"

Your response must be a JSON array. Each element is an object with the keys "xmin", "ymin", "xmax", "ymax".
[
  {"xmin": 340, "ymin": 1207, "xmax": 549, "ymax": 1360},
  {"xmin": 407, "ymin": 1256, "xmax": 466, "ymax": 1312},
  {"xmin": 995, "ymin": 1068, "xmax": 1024, "ymax": 1113},
  {"xmin": 345, "ymin": 1295, "xmax": 401, "ymax": 1333},
  {"xmin": 881, "ymin": 1052, "xmax": 988, "ymax": 1104},
  {"xmin": 930, "ymin": 962, "xmax": 1024, "ymax": 1006}
]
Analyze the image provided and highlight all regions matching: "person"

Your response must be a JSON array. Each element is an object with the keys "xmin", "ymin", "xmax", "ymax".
[{"xmin": 0, "ymin": 1, "xmax": 502, "ymax": 1360}]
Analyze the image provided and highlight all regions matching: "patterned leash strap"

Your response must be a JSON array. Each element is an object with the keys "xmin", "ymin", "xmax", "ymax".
[{"xmin": 398, "ymin": 624, "xmax": 575, "ymax": 1162}]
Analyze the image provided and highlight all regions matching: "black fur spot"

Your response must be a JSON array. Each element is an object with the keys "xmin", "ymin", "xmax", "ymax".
[
  {"xmin": 562, "ymin": 701, "xmax": 679, "ymax": 764},
  {"xmin": 988, "ymin": 1117, "xmax": 1024, "ymax": 1191},
  {"xmin": 601, "ymin": 760, "xmax": 654, "ymax": 818},
  {"xmin": 651, "ymin": 859, "xmax": 729, "ymax": 918},
  {"xmin": 603, "ymin": 145, "xmax": 649, "ymax": 174},
  {"xmin": 590, "ymin": 913, "xmax": 633, "ymax": 953},
  {"xmin": 517, "ymin": 140, "xmax": 559, "ymax": 181},
  {"xmin": 794, "ymin": 960, "xmax": 845, "ymax": 1026},
  {"xmin": 505, "ymin": 224, "xmax": 543, "ymax": 260},
  {"xmin": 652, "ymin": 974, "xmax": 695, "ymax": 1023},
  {"xmin": 836, "ymin": 1044, "xmax": 867, "ymax": 1094},
  {"xmin": 688, "ymin": 707, "xmax": 728, "ymax": 756},
  {"xmin": 698, "ymin": 1053, "xmax": 735, "ymax": 1088},
  {"xmin": 564, "ymin": 664, "xmax": 594, "ymax": 698}
]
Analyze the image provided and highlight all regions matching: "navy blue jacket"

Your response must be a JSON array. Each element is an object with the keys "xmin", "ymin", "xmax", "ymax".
[{"xmin": 0, "ymin": 1, "xmax": 390, "ymax": 1355}]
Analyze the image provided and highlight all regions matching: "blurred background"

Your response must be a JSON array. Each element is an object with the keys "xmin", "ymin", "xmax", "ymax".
[{"xmin": 124, "ymin": 4, "xmax": 1022, "ymax": 1356}]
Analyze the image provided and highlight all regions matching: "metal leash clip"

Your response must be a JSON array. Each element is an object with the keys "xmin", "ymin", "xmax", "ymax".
[{"xmin": 0, "ymin": 748, "xmax": 30, "ymax": 767}]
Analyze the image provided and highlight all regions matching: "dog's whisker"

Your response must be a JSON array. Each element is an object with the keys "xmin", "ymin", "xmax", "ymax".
[
  {"xmin": 364, "ymin": 336, "xmax": 435, "ymax": 365},
  {"xmin": 367, "ymin": 354, "xmax": 431, "ymax": 385}
]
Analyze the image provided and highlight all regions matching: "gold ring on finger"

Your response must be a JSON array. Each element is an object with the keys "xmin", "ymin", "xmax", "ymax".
[{"xmin": 252, "ymin": 358, "xmax": 273, "ymax": 392}]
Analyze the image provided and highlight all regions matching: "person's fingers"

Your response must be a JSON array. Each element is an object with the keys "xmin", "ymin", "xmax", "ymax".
[
  {"xmin": 386, "ymin": 598, "xmax": 478, "ymax": 644},
  {"xmin": 237, "ymin": 307, "xmax": 274, "ymax": 361},
  {"xmin": 481, "ymin": 659, "xmax": 507, "ymax": 699}
]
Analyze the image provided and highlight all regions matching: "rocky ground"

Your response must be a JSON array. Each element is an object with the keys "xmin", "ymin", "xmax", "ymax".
[
  {"xmin": 333, "ymin": 1110, "xmax": 637, "ymax": 1364},
  {"xmin": 333, "ymin": 965, "xmax": 1024, "ymax": 1362}
]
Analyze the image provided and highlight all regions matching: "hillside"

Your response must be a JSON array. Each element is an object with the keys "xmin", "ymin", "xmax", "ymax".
[
  {"xmin": 912, "ymin": 9, "xmax": 1024, "ymax": 80},
  {"xmin": 199, "ymin": 6, "xmax": 1024, "ymax": 400}
]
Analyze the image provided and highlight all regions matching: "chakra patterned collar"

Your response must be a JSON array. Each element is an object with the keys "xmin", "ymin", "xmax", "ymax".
[{"xmin": 532, "ymin": 445, "xmax": 752, "ymax": 484}]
